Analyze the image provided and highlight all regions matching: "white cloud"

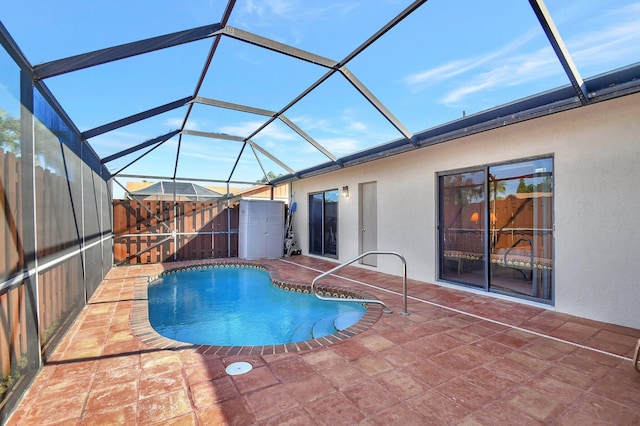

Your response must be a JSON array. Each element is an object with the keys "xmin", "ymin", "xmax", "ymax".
[
  {"xmin": 165, "ymin": 117, "xmax": 199, "ymax": 131},
  {"xmin": 315, "ymin": 137, "xmax": 360, "ymax": 155},
  {"xmin": 404, "ymin": 2, "xmax": 640, "ymax": 107},
  {"xmin": 403, "ymin": 28, "xmax": 540, "ymax": 94},
  {"xmin": 346, "ymin": 121, "xmax": 367, "ymax": 132},
  {"xmin": 238, "ymin": 0, "xmax": 360, "ymax": 45}
]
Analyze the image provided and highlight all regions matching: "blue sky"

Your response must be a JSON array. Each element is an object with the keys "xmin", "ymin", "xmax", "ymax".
[{"xmin": 2, "ymin": 0, "xmax": 640, "ymax": 196}]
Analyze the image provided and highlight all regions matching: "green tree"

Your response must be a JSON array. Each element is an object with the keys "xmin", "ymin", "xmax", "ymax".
[
  {"xmin": 0, "ymin": 109, "xmax": 20, "ymax": 155},
  {"xmin": 257, "ymin": 171, "xmax": 283, "ymax": 183},
  {"xmin": 516, "ymin": 177, "xmax": 533, "ymax": 193}
]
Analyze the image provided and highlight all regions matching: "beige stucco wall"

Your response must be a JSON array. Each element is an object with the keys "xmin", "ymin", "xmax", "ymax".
[{"xmin": 291, "ymin": 92, "xmax": 640, "ymax": 329}]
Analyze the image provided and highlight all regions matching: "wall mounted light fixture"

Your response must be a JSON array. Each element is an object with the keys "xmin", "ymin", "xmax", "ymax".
[{"xmin": 341, "ymin": 186, "xmax": 349, "ymax": 198}]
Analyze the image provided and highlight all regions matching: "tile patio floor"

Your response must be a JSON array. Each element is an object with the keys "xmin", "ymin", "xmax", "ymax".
[{"xmin": 6, "ymin": 256, "xmax": 640, "ymax": 425}]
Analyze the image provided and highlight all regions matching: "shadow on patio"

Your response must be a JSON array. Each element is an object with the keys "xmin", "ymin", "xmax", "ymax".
[{"xmin": 6, "ymin": 256, "xmax": 640, "ymax": 425}]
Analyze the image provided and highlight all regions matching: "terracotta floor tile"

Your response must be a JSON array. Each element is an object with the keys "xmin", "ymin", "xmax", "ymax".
[
  {"xmin": 95, "ymin": 352, "xmax": 140, "ymax": 372},
  {"xmin": 343, "ymin": 380, "xmax": 399, "ymax": 414},
  {"xmin": 405, "ymin": 389, "xmax": 469, "ymax": 424},
  {"xmin": 137, "ymin": 389, "xmax": 192, "ymax": 424},
  {"xmin": 589, "ymin": 371, "xmax": 640, "ymax": 411},
  {"xmin": 183, "ymin": 356, "xmax": 227, "ymax": 385},
  {"xmin": 550, "ymin": 321, "xmax": 600, "ymax": 344},
  {"xmin": 358, "ymin": 333, "xmax": 396, "ymax": 351},
  {"xmin": 506, "ymin": 386, "xmax": 567, "ymax": 422},
  {"xmin": 403, "ymin": 358, "xmax": 461, "ymax": 388},
  {"xmin": 465, "ymin": 366, "xmax": 519, "ymax": 396},
  {"xmin": 268, "ymin": 355, "xmax": 316, "ymax": 382},
  {"xmin": 35, "ymin": 371, "xmax": 94, "ymax": 404},
  {"xmin": 79, "ymin": 403, "xmax": 137, "ymax": 425},
  {"xmin": 352, "ymin": 353, "xmax": 395, "ymax": 376},
  {"xmin": 370, "ymin": 401, "xmax": 427, "ymax": 425},
  {"xmin": 93, "ymin": 363, "xmax": 141, "ymax": 388},
  {"xmin": 21, "ymin": 393, "xmax": 87, "ymax": 425},
  {"xmin": 158, "ymin": 412, "xmax": 198, "ymax": 426},
  {"xmin": 190, "ymin": 375, "xmax": 238, "ymax": 407},
  {"xmin": 379, "ymin": 328, "xmax": 416, "ymax": 345},
  {"xmin": 552, "ymin": 408, "xmax": 606, "ymax": 426},
  {"xmin": 556, "ymin": 352, "xmax": 612, "ymax": 378},
  {"xmin": 376, "ymin": 369, "xmax": 426, "ymax": 400},
  {"xmin": 436, "ymin": 377, "xmax": 498, "ymax": 412},
  {"xmin": 539, "ymin": 365, "xmax": 598, "ymax": 390},
  {"xmin": 467, "ymin": 337, "xmax": 514, "ymax": 358},
  {"xmin": 260, "ymin": 408, "xmax": 316, "ymax": 426},
  {"xmin": 85, "ymin": 381, "xmax": 138, "ymax": 415},
  {"xmin": 527, "ymin": 375, "xmax": 586, "ymax": 406},
  {"xmin": 565, "ymin": 392, "xmax": 640, "ymax": 424},
  {"xmin": 243, "ymin": 383, "xmax": 300, "ymax": 421},
  {"xmin": 231, "ymin": 365, "xmax": 279, "ymax": 394},
  {"xmin": 486, "ymin": 328, "xmax": 536, "ymax": 349},
  {"xmin": 139, "ymin": 351, "xmax": 184, "ymax": 376},
  {"xmin": 196, "ymin": 399, "xmax": 254, "ymax": 425},
  {"xmin": 301, "ymin": 347, "xmax": 348, "ymax": 371},
  {"xmin": 284, "ymin": 372, "xmax": 335, "ymax": 403},
  {"xmin": 304, "ymin": 392, "xmax": 366, "ymax": 426},
  {"xmin": 471, "ymin": 399, "xmax": 544, "ymax": 425},
  {"xmin": 379, "ymin": 345, "xmax": 422, "ymax": 367},
  {"xmin": 139, "ymin": 369, "xmax": 186, "ymax": 399},
  {"xmin": 521, "ymin": 337, "xmax": 576, "ymax": 361},
  {"xmin": 330, "ymin": 339, "xmax": 372, "ymax": 361},
  {"xmin": 5, "ymin": 257, "xmax": 640, "ymax": 426},
  {"xmin": 318, "ymin": 361, "xmax": 370, "ymax": 389},
  {"xmin": 500, "ymin": 351, "xmax": 551, "ymax": 379}
]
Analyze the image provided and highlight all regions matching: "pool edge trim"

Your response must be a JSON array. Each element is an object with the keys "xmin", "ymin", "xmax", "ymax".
[{"xmin": 130, "ymin": 260, "xmax": 384, "ymax": 355}]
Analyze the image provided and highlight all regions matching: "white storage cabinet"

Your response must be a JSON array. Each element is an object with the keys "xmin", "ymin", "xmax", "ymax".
[{"xmin": 238, "ymin": 200, "xmax": 285, "ymax": 260}]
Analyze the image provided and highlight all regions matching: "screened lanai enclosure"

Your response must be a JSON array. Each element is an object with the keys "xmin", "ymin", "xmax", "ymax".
[{"xmin": 2, "ymin": 0, "xmax": 640, "ymax": 421}]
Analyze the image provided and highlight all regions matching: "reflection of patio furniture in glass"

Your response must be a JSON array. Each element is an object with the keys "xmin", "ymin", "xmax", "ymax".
[
  {"xmin": 443, "ymin": 250, "xmax": 484, "ymax": 275},
  {"xmin": 498, "ymin": 238, "xmax": 534, "ymax": 279},
  {"xmin": 490, "ymin": 236, "xmax": 552, "ymax": 299}
]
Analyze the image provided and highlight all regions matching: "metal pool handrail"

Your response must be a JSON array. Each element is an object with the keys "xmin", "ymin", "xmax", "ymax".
[{"xmin": 310, "ymin": 250, "xmax": 408, "ymax": 315}]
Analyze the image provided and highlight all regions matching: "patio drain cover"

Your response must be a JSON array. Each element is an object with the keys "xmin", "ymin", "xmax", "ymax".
[{"xmin": 226, "ymin": 361, "xmax": 253, "ymax": 375}]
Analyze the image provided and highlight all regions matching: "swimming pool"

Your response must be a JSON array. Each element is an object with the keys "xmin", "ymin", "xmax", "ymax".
[{"xmin": 147, "ymin": 264, "xmax": 367, "ymax": 346}]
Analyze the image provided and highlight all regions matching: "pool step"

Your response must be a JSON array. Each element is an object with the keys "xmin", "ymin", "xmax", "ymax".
[
  {"xmin": 289, "ymin": 318, "xmax": 316, "ymax": 343},
  {"xmin": 312, "ymin": 316, "xmax": 338, "ymax": 338},
  {"xmin": 334, "ymin": 311, "xmax": 363, "ymax": 331},
  {"xmin": 289, "ymin": 310, "xmax": 366, "ymax": 343}
]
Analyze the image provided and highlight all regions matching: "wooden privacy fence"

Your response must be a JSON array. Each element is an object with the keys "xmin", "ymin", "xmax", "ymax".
[
  {"xmin": 113, "ymin": 199, "xmax": 239, "ymax": 264},
  {"xmin": 1, "ymin": 150, "xmax": 87, "ymax": 403}
]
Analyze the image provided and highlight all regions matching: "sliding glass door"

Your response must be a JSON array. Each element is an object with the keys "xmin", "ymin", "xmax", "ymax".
[
  {"xmin": 439, "ymin": 170, "xmax": 487, "ymax": 287},
  {"xmin": 439, "ymin": 158, "xmax": 553, "ymax": 303},
  {"xmin": 309, "ymin": 189, "xmax": 338, "ymax": 258}
]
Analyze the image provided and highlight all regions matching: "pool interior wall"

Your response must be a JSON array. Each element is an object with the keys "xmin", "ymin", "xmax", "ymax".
[
  {"xmin": 147, "ymin": 264, "xmax": 367, "ymax": 346},
  {"xmin": 134, "ymin": 262, "xmax": 384, "ymax": 355}
]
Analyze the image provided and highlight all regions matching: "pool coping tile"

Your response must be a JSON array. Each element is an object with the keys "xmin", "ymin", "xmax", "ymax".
[{"xmin": 130, "ymin": 261, "xmax": 384, "ymax": 355}]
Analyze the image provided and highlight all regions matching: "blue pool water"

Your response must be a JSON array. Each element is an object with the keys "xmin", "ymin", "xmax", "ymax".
[{"xmin": 148, "ymin": 266, "xmax": 366, "ymax": 346}]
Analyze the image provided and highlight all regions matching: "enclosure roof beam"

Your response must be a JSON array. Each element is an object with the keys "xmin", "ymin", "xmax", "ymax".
[
  {"xmin": 181, "ymin": 129, "xmax": 245, "ymax": 142},
  {"xmin": 218, "ymin": 26, "xmax": 337, "ymax": 68},
  {"xmin": 174, "ymin": 1, "xmax": 237, "ymax": 179},
  {"xmin": 193, "ymin": 96, "xmax": 336, "ymax": 164},
  {"xmin": 340, "ymin": 66, "xmax": 414, "ymax": 142},
  {"xmin": 101, "ymin": 129, "xmax": 180, "ymax": 164},
  {"xmin": 118, "ymin": 173, "xmax": 262, "ymax": 186},
  {"xmin": 278, "ymin": 116, "xmax": 338, "ymax": 163},
  {"xmin": 528, "ymin": 0, "xmax": 588, "ymax": 106},
  {"xmin": 193, "ymin": 96, "xmax": 276, "ymax": 116},
  {"xmin": 180, "ymin": 130, "xmax": 295, "ymax": 174},
  {"xmin": 33, "ymin": 24, "xmax": 222, "ymax": 80},
  {"xmin": 247, "ymin": 139, "xmax": 295, "ymax": 174},
  {"xmin": 82, "ymin": 96, "xmax": 194, "ymax": 139},
  {"xmin": 241, "ymin": 0, "xmax": 427, "ymax": 164}
]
